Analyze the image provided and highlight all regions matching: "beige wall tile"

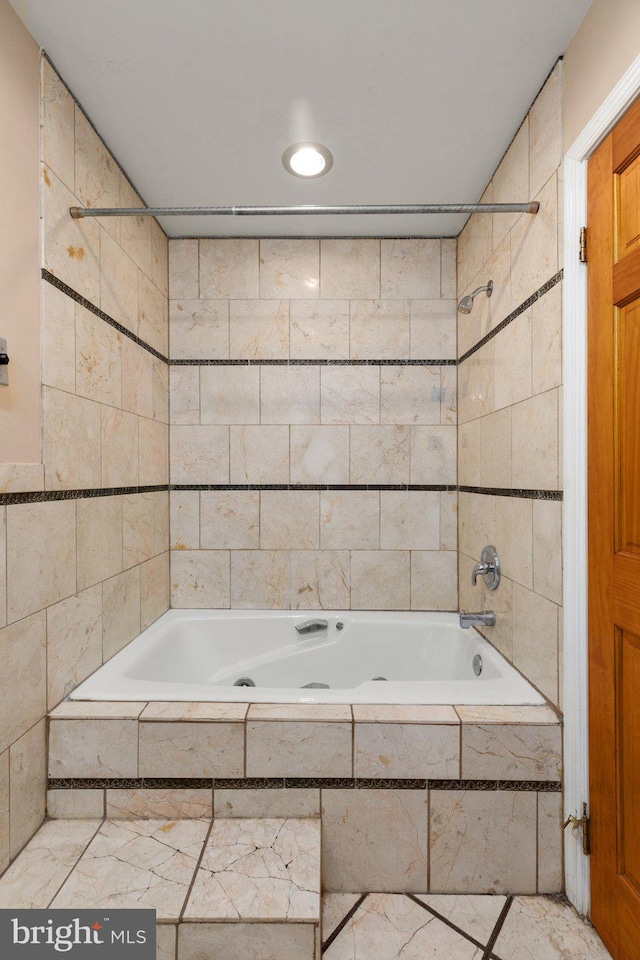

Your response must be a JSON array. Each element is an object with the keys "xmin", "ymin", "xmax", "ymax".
[
  {"xmin": 151, "ymin": 220, "xmax": 168, "ymax": 297},
  {"xmin": 123, "ymin": 494, "xmax": 157, "ymax": 567},
  {"xmin": 260, "ymin": 491, "xmax": 320, "ymax": 549},
  {"xmin": 152, "ymin": 358, "xmax": 169, "ymax": 423},
  {"xmin": 321, "ymin": 366, "xmax": 380, "ymax": 424},
  {"xmin": 290, "ymin": 300, "xmax": 350, "ymax": 359},
  {"xmin": 77, "ymin": 495, "xmax": 122, "ymax": 591},
  {"xmin": 231, "ymin": 551, "xmax": 290, "ymax": 608},
  {"xmin": 9, "ymin": 720, "xmax": 46, "ymax": 858},
  {"xmin": 320, "ymin": 491, "xmax": 379, "ymax": 550},
  {"xmin": 43, "ymin": 387, "xmax": 101, "ymax": 490},
  {"xmin": 486, "ymin": 234, "xmax": 513, "ymax": 329},
  {"xmin": 290, "ymin": 551, "xmax": 350, "ymax": 609},
  {"xmin": 42, "ymin": 165, "xmax": 101, "ymax": 304},
  {"xmin": 230, "ymin": 425, "xmax": 289, "ymax": 483},
  {"xmin": 350, "ymin": 300, "xmax": 410, "ymax": 358},
  {"xmin": 381, "ymin": 365, "xmax": 442, "ymax": 424},
  {"xmin": 229, "ymin": 300, "xmax": 289, "ymax": 358},
  {"xmin": 106, "ymin": 788, "xmax": 212, "ymax": 819},
  {"xmin": 200, "ymin": 490, "xmax": 259, "ymax": 549},
  {"xmin": 170, "ymin": 424, "xmax": 229, "ymax": 483},
  {"xmin": 0, "ymin": 612, "xmax": 46, "ymax": 756},
  {"xmin": 459, "ymin": 554, "xmax": 514, "ymax": 661},
  {"xmin": 246, "ymin": 720, "xmax": 352, "ymax": 777},
  {"xmin": 122, "ymin": 337, "xmax": 154, "ymax": 419},
  {"xmin": 139, "ymin": 419, "xmax": 169, "ymax": 485},
  {"xmin": 138, "ymin": 271, "xmax": 168, "ymax": 355},
  {"xmin": 214, "ymin": 787, "xmax": 320, "ymax": 819},
  {"xmin": 441, "ymin": 366, "xmax": 457, "ymax": 425},
  {"xmin": 411, "ymin": 551, "xmax": 458, "ymax": 610},
  {"xmin": 259, "ymin": 239, "xmax": 319, "ymax": 299},
  {"xmin": 100, "ymin": 230, "xmax": 138, "ymax": 334},
  {"xmin": 261, "ymin": 365, "xmax": 320, "ymax": 424},
  {"xmin": 410, "ymin": 300, "xmax": 457, "ymax": 360},
  {"xmin": 290, "ymin": 425, "xmax": 350, "ymax": 484},
  {"xmin": 42, "ymin": 283, "xmax": 76, "ymax": 393},
  {"xmin": 495, "ymin": 496, "xmax": 534, "ymax": 590},
  {"xmin": 322, "ymin": 789, "xmax": 428, "ymax": 892},
  {"xmin": 169, "ymin": 239, "xmax": 199, "ymax": 300},
  {"xmin": 351, "ymin": 425, "xmax": 410, "ymax": 484},
  {"xmin": 119, "ymin": 178, "xmax": 153, "ymax": 279},
  {"xmin": 533, "ymin": 499, "xmax": 563, "ymax": 605},
  {"xmin": 47, "ymin": 789, "xmax": 105, "ymax": 819},
  {"xmin": 458, "ymin": 342, "xmax": 495, "ymax": 424},
  {"xmin": 47, "ymin": 584, "xmax": 103, "ymax": 710},
  {"xmin": 461, "ymin": 723, "xmax": 562, "ymax": 780},
  {"xmin": 458, "ymin": 409, "xmax": 511, "ymax": 488},
  {"xmin": 49, "ymin": 701, "xmax": 145, "ymax": 719},
  {"xmin": 7, "ymin": 501, "xmax": 76, "ymax": 622},
  {"xmin": 179, "ymin": 923, "xmax": 315, "ymax": 960},
  {"xmin": 101, "ymin": 407, "xmax": 139, "ymax": 487},
  {"xmin": 455, "ymin": 705, "xmax": 559, "ymax": 724},
  {"xmin": 0, "ymin": 750, "xmax": 8, "ymax": 872},
  {"xmin": 532, "ymin": 283, "xmax": 562, "ymax": 394},
  {"xmin": 102, "ymin": 566, "xmax": 141, "ymax": 660},
  {"xmin": 529, "ymin": 62, "xmax": 562, "ymax": 199},
  {"xmin": 538, "ymin": 792, "xmax": 563, "ymax": 893},
  {"xmin": 410, "ymin": 425, "xmax": 457, "ymax": 484},
  {"xmin": 512, "ymin": 582, "xmax": 559, "ymax": 704},
  {"xmin": 512, "ymin": 390, "xmax": 559, "ymax": 490},
  {"xmin": 351, "ymin": 551, "xmax": 410, "ymax": 610},
  {"xmin": 171, "ymin": 490, "xmax": 200, "ymax": 550},
  {"xmin": 200, "ymin": 238, "xmax": 259, "ymax": 299},
  {"xmin": 492, "ymin": 120, "xmax": 529, "ymax": 250},
  {"xmin": 430, "ymin": 790, "xmax": 537, "ymax": 893},
  {"xmin": 141, "ymin": 702, "xmax": 247, "ymax": 721},
  {"xmin": 355, "ymin": 722, "xmax": 459, "ymax": 778},
  {"xmin": 462, "ymin": 184, "xmax": 493, "ymax": 294},
  {"xmin": 321, "ymin": 239, "xmax": 380, "ymax": 299},
  {"xmin": 140, "ymin": 552, "xmax": 169, "ymax": 629},
  {"xmin": 139, "ymin": 721, "xmax": 243, "ymax": 777},
  {"xmin": 170, "ymin": 550, "xmax": 230, "ymax": 608},
  {"xmin": 381, "ymin": 239, "xmax": 441, "ymax": 299},
  {"xmin": 74, "ymin": 107, "xmax": 120, "ymax": 239},
  {"xmin": 49, "ymin": 718, "xmax": 138, "ymax": 777},
  {"xmin": 458, "ymin": 491, "xmax": 496, "ymax": 559},
  {"xmin": 380, "ymin": 491, "xmax": 440, "ymax": 550},
  {"xmin": 169, "ymin": 366, "xmax": 200, "ymax": 424},
  {"xmin": 511, "ymin": 173, "xmax": 558, "ymax": 307},
  {"xmin": 494, "ymin": 311, "xmax": 532, "ymax": 410},
  {"xmin": 201, "ymin": 365, "xmax": 259, "ymax": 424},
  {"xmin": 42, "ymin": 59, "xmax": 75, "ymax": 191},
  {"xmin": 440, "ymin": 492, "xmax": 458, "ymax": 550},
  {"xmin": 441, "ymin": 238, "xmax": 457, "ymax": 299},
  {"xmin": 170, "ymin": 299, "xmax": 229, "ymax": 360}
]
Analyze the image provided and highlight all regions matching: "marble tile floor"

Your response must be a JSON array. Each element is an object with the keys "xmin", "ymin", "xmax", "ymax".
[{"xmin": 322, "ymin": 892, "xmax": 614, "ymax": 960}]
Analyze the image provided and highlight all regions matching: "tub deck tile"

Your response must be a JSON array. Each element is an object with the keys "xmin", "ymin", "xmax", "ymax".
[{"xmin": 140, "ymin": 701, "xmax": 249, "ymax": 721}]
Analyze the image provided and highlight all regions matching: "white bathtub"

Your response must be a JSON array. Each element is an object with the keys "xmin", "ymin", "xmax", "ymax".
[{"xmin": 69, "ymin": 610, "xmax": 545, "ymax": 705}]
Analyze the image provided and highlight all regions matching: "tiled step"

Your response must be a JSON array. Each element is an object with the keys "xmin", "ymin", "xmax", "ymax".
[{"xmin": 0, "ymin": 817, "xmax": 322, "ymax": 960}]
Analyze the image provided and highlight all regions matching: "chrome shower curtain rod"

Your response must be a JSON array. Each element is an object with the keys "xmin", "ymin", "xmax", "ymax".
[{"xmin": 70, "ymin": 201, "xmax": 539, "ymax": 219}]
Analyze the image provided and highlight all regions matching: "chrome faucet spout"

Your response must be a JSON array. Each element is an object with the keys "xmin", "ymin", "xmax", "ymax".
[{"xmin": 460, "ymin": 610, "xmax": 497, "ymax": 629}]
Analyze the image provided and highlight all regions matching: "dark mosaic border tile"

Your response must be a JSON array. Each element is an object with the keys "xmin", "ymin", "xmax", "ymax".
[
  {"xmin": 458, "ymin": 271, "xmax": 563, "ymax": 363},
  {"xmin": 139, "ymin": 778, "xmax": 214, "ymax": 789},
  {"xmin": 170, "ymin": 358, "xmax": 456, "ymax": 366},
  {"xmin": 355, "ymin": 778, "xmax": 427, "ymax": 789},
  {"xmin": 213, "ymin": 778, "xmax": 285, "ymax": 789},
  {"xmin": 1, "ymin": 485, "xmax": 168, "ymax": 507},
  {"xmin": 430, "ymin": 780, "xmax": 563, "ymax": 791},
  {"xmin": 169, "ymin": 484, "xmax": 458, "ymax": 492},
  {"xmin": 459, "ymin": 486, "xmax": 563, "ymax": 501},
  {"xmin": 48, "ymin": 777, "xmax": 562, "ymax": 791},
  {"xmin": 42, "ymin": 270, "xmax": 168, "ymax": 364}
]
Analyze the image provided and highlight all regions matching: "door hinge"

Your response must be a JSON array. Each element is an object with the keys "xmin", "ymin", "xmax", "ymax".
[
  {"xmin": 579, "ymin": 226, "xmax": 588, "ymax": 263},
  {"xmin": 564, "ymin": 802, "xmax": 590, "ymax": 855}
]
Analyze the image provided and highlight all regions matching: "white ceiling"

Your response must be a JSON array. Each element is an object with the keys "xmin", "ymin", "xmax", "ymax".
[{"xmin": 11, "ymin": 0, "xmax": 592, "ymax": 238}]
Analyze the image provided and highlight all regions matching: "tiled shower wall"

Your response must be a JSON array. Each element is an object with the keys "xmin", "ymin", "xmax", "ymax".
[
  {"xmin": 168, "ymin": 238, "xmax": 458, "ymax": 609},
  {"xmin": 0, "ymin": 58, "xmax": 170, "ymax": 869},
  {"xmin": 457, "ymin": 62, "xmax": 563, "ymax": 707}
]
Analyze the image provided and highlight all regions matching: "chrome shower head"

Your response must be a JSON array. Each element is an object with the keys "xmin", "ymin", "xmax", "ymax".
[{"xmin": 457, "ymin": 280, "xmax": 493, "ymax": 314}]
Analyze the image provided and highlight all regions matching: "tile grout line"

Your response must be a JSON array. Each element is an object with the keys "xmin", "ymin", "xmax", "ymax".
[
  {"xmin": 321, "ymin": 893, "xmax": 369, "ymax": 953},
  {"xmin": 178, "ymin": 817, "xmax": 216, "ymax": 924},
  {"xmin": 481, "ymin": 894, "xmax": 514, "ymax": 960},
  {"xmin": 406, "ymin": 894, "xmax": 488, "ymax": 952},
  {"xmin": 45, "ymin": 820, "xmax": 103, "ymax": 909}
]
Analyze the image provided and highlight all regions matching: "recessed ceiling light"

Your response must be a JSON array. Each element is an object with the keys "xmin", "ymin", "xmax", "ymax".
[{"xmin": 282, "ymin": 142, "xmax": 333, "ymax": 178}]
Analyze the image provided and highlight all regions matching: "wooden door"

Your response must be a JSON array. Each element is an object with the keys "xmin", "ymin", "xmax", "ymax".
[{"xmin": 588, "ymin": 95, "xmax": 640, "ymax": 960}]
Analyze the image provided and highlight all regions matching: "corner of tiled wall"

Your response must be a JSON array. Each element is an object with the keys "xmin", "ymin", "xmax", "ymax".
[
  {"xmin": 0, "ymin": 54, "xmax": 171, "ymax": 871},
  {"xmin": 457, "ymin": 60, "xmax": 563, "ymax": 706},
  {"xmin": 168, "ymin": 236, "xmax": 459, "ymax": 611}
]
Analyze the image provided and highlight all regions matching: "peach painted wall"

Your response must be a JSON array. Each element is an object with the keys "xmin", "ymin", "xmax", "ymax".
[
  {"xmin": 564, "ymin": 0, "xmax": 640, "ymax": 149},
  {"xmin": 0, "ymin": 0, "xmax": 41, "ymax": 463}
]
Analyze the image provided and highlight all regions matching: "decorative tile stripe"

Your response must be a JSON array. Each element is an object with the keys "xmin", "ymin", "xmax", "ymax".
[
  {"xmin": 170, "ymin": 484, "xmax": 458, "ymax": 492},
  {"xmin": 458, "ymin": 270, "xmax": 563, "ymax": 364},
  {"xmin": 459, "ymin": 486, "xmax": 564, "ymax": 501},
  {"xmin": 42, "ymin": 269, "xmax": 169, "ymax": 364},
  {"xmin": 48, "ymin": 777, "xmax": 562, "ymax": 791},
  {"xmin": 170, "ymin": 358, "xmax": 457, "ymax": 366},
  {"xmin": 0, "ymin": 485, "xmax": 168, "ymax": 507}
]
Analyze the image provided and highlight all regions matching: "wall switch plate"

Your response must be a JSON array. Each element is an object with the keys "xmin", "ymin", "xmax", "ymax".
[{"xmin": 0, "ymin": 338, "xmax": 8, "ymax": 387}]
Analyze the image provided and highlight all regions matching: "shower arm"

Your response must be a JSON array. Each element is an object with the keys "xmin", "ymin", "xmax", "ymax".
[{"xmin": 69, "ymin": 201, "xmax": 539, "ymax": 219}]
